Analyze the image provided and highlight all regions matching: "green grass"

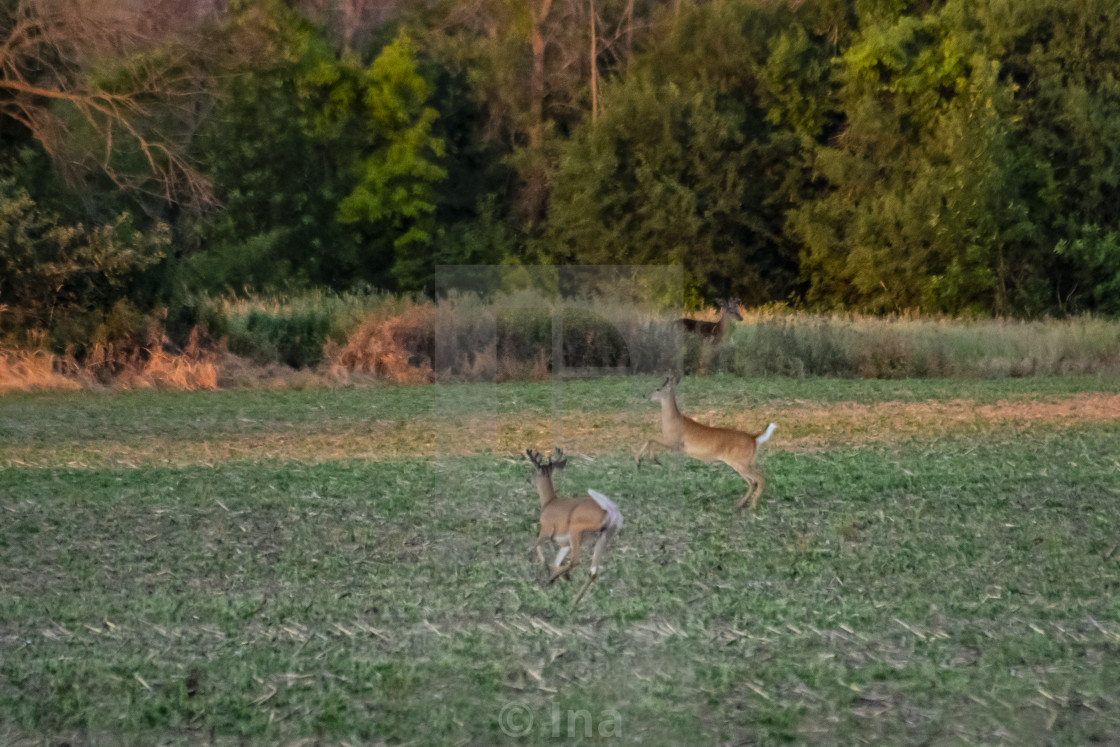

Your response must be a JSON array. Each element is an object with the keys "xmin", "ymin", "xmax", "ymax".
[{"xmin": 2, "ymin": 378, "xmax": 1120, "ymax": 744}]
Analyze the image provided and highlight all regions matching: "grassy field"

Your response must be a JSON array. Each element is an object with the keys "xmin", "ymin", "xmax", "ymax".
[{"xmin": 2, "ymin": 375, "xmax": 1120, "ymax": 744}]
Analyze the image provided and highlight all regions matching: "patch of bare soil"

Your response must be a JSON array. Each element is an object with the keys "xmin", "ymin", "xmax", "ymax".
[
  {"xmin": 4, "ymin": 393, "xmax": 1117, "ymax": 467},
  {"xmin": 455, "ymin": 392, "xmax": 1120, "ymax": 454},
  {"xmin": 766, "ymin": 391, "xmax": 1120, "ymax": 447}
]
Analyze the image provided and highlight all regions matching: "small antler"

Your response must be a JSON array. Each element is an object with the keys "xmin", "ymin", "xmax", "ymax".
[{"xmin": 526, "ymin": 449, "xmax": 544, "ymax": 469}]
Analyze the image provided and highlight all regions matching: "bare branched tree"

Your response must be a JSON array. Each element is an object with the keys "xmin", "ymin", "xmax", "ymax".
[
  {"xmin": 294, "ymin": 0, "xmax": 399, "ymax": 51},
  {"xmin": 0, "ymin": 0, "xmax": 217, "ymax": 214}
]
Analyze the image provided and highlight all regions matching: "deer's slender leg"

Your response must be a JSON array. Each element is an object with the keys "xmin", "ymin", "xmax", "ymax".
[
  {"xmin": 547, "ymin": 533, "xmax": 582, "ymax": 585},
  {"xmin": 572, "ymin": 527, "xmax": 619, "ymax": 606},
  {"xmin": 552, "ymin": 545, "xmax": 571, "ymax": 580},
  {"xmin": 747, "ymin": 469, "xmax": 765, "ymax": 509},
  {"xmin": 547, "ymin": 559, "xmax": 578, "ymax": 584},
  {"xmin": 589, "ymin": 527, "xmax": 617, "ymax": 578},
  {"xmin": 636, "ymin": 438, "xmax": 676, "ymax": 467},
  {"xmin": 730, "ymin": 464, "xmax": 765, "ymax": 510},
  {"xmin": 536, "ymin": 529, "xmax": 550, "ymax": 575},
  {"xmin": 571, "ymin": 574, "xmax": 595, "ymax": 606}
]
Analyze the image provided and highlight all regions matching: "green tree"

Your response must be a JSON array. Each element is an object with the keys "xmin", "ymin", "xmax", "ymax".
[
  {"xmin": 543, "ymin": 2, "xmax": 802, "ymax": 305},
  {"xmin": 188, "ymin": 4, "xmax": 370, "ymax": 292},
  {"xmin": 417, "ymin": 0, "xmax": 647, "ymax": 228},
  {"xmin": 791, "ymin": 5, "xmax": 1042, "ymax": 314},
  {"xmin": 980, "ymin": 0, "xmax": 1120, "ymax": 313},
  {"xmin": 190, "ymin": 4, "xmax": 447, "ymax": 293},
  {"xmin": 323, "ymin": 34, "xmax": 448, "ymax": 292},
  {"xmin": 1055, "ymin": 228, "xmax": 1120, "ymax": 315}
]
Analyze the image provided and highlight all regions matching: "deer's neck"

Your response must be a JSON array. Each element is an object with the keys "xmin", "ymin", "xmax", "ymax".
[
  {"xmin": 660, "ymin": 392, "xmax": 684, "ymax": 433},
  {"xmin": 536, "ymin": 481, "xmax": 558, "ymax": 510},
  {"xmin": 716, "ymin": 306, "xmax": 734, "ymax": 335}
]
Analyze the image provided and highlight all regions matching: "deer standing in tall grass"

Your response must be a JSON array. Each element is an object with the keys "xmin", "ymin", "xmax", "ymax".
[
  {"xmin": 526, "ymin": 448, "xmax": 623, "ymax": 605},
  {"xmin": 675, "ymin": 298, "xmax": 743, "ymax": 341},
  {"xmin": 636, "ymin": 376, "xmax": 776, "ymax": 510}
]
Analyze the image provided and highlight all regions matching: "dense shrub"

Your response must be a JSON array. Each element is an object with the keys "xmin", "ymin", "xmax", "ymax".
[
  {"xmin": 195, "ymin": 291, "xmax": 388, "ymax": 369},
  {"xmin": 0, "ymin": 177, "xmax": 170, "ymax": 351}
]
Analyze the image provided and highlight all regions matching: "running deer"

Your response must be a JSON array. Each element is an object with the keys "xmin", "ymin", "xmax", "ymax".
[
  {"xmin": 675, "ymin": 298, "xmax": 743, "ymax": 341},
  {"xmin": 526, "ymin": 448, "xmax": 623, "ymax": 605},
  {"xmin": 636, "ymin": 376, "xmax": 776, "ymax": 510}
]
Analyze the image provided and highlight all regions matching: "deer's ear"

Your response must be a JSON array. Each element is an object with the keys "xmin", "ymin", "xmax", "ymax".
[
  {"xmin": 672, "ymin": 373, "xmax": 681, "ymax": 385},
  {"xmin": 555, "ymin": 459, "xmax": 568, "ymax": 470}
]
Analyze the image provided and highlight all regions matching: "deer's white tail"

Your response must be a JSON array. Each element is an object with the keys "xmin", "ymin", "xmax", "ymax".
[
  {"xmin": 587, "ymin": 489, "xmax": 624, "ymax": 531},
  {"xmin": 756, "ymin": 423, "xmax": 777, "ymax": 446}
]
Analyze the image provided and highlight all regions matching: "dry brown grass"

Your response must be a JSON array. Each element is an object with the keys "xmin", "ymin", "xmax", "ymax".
[
  {"xmin": 2, "ymin": 329, "xmax": 222, "ymax": 393},
  {"xmin": 215, "ymin": 353, "xmax": 327, "ymax": 389},
  {"xmin": 325, "ymin": 303, "xmax": 435, "ymax": 384},
  {"xmin": 0, "ymin": 349, "xmax": 80, "ymax": 393},
  {"xmin": 63, "ymin": 328, "xmax": 219, "ymax": 391}
]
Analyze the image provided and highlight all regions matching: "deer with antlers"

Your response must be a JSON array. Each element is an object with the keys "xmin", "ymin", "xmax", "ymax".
[
  {"xmin": 636, "ymin": 376, "xmax": 776, "ymax": 510},
  {"xmin": 674, "ymin": 298, "xmax": 743, "ymax": 341},
  {"xmin": 525, "ymin": 448, "xmax": 623, "ymax": 605}
]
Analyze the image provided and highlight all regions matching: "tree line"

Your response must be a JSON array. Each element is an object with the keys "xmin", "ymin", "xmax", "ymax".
[{"xmin": 3, "ymin": 0, "xmax": 1120, "ymax": 351}]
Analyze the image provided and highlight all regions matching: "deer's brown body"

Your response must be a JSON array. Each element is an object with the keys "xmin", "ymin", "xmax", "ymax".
[
  {"xmin": 527, "ymin": 449, "xmax": 623, "ymax": 604},
  {"xmin": 636, "ymin": 377, "xmax": 776, "ymax": 510},
  {"xmin": 674, "ymin": 299, "xmax": 742, "ymax": 341}
]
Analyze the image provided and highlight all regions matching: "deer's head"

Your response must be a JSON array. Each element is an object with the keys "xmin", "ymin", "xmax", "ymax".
[
  {"xmin": 650, "ymin": 374, "xmax": 681, "ymax": 403},
  {"xmin": 721, "ymin": 298, "xmax": 744, "ymax": 321},
  {"xmin": 525, "ymin": 448, "xmax": 568, "ymax": 492}
]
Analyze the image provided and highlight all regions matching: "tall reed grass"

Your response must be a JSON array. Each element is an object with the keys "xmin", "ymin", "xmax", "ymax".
[
  {"xmin": 432, "ymin": 291, "xmax": 679, "ymax": 382},
  {"xmin": 721, "ymin": 311, "xmax": 1120, "ymax": 379},
  {"xmin": 423, "ymin": 295, "xmax": 1120, "ymax": 382},
  {"xmin": 4, "ymin": 293, "xmax": 1119, "ymax": 390}
]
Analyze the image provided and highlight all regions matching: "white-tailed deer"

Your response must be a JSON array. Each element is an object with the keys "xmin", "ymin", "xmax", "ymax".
[
  {"xmin": 636, "ymin": 376, "xmax": 776, "ymax": 510},
  {"xmin": 526, "ymin": 448, "xmax": 623, "ymax": 605},
  {"xmin": 674, "ymin": 298, "xmax": 743, "ymax": 341}
]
